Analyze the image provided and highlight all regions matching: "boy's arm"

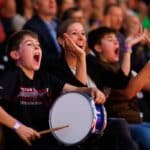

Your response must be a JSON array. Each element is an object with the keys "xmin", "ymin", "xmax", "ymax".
[
  {"xmin": 142, "ymin": 61, "xmax": 150, "ymax": 91},
  {"xmin": 62, "ymin": 84, "xmax": 106, "ymax": 104},
  {"xmin": 121, "ymin": 47, "xmax": 132, "ymax": 76},
  {"xmin": 143, "ymin": 77, "xmax": 150, "ymax": 91},
  {"xmin": 121, "ymin": 25, "xmax": 148, "ymax": 76},
  {"xmin": 117, "ymin": 62, "xmax": 150, "ymax": 99},
  {"xmin": 0, "ymin": 106, "xmax": 40, "ymax": 146}
]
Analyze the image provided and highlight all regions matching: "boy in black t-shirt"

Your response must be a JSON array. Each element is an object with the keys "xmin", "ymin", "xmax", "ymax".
[
  {"xmin": 0, "ymin": 30, "xmax": 105, "ymax": 150},
  {"xmin": 87, "ymin": 27, "xmax": 150, "ymax": 150}
]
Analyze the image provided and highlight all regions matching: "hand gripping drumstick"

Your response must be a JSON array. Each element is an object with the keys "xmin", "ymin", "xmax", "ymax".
[{"xmin": 39, "ymin": 125, "xmax": 69, "ymax": 135}]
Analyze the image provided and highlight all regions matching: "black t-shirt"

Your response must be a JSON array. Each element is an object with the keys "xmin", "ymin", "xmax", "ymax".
[
  {"xmin": 0, "ymin": 66, "xmax": 65, "ymax": 149},
  {"xmin": 86, "ymin": 54, "xmax": 131, "ymax": 90}
]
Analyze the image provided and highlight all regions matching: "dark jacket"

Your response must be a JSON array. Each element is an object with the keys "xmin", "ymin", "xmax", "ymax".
[
  {"xmin": 23, "ymin": 15, "xmax": 60, "ymax": 71},
  {"xmin": 49, "ymin": 56, "xmax": 85, "ymax": 87}
]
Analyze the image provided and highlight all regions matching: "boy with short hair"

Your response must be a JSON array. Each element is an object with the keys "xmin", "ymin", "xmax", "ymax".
[
  {"xmin": 0, "ymin": 30, "xmax": 105, "ymax": 150},
  {"xmin": 87, "ymin": 26, "xmax": 150, "ymax": 150}
]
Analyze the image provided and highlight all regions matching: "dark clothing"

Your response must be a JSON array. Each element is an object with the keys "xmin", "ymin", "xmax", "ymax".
[
  {"xmin": 23, "ymin": 15, "xmax": 61, "ymax": 71},
  {"xmin": 106, "ymin": 91, "xmax": 143, "ymax": 123},
  {"xmin": 50, "ymin": 56, "xmax": 86, "ymax": 87},
  {"xmin": 0, "ymin": 66, "xmax": 65, "ymax": 150},
  {"xmin": 86, "ymin": 54, "xmax": 150, "ymax": 149},
  {"xmin": 100, "ymin": 118, "xmax": 139, "ymax": 150},
  {"xmin": 49, "ymin": 56, "xmax": 138, "ymax": 150},
  {"xmin": 86, "ymin": 54, "xmax": 142, "ymax": 123},
  {"xmin": 86, "ymin": 54, "xmax": 131, "ymax": 91}
]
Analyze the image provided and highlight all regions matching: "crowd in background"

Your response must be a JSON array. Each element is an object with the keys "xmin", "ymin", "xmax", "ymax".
[
  {"xmin": 0, "ymin": 0, "xmax": 150, "ymax": 150},
  {"xmin": 0, "ymin": 0, "xmax": 149, "ymax": 68},
  {"xmin": 0, "ymin": 0, "xmax": 149, "ymax": 71}
]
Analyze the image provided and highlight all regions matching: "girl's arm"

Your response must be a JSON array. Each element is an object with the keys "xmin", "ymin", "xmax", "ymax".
[
  {"xmin": 116, "ymin": 62, "xmax": 150, "ymax": 99},
  {"xmin": 62, "ymin": 84, "xmax": 106, "ymax": 104},
  {"xmin": 62, "ymin": 33, "xmax": 87, "ymax": 85}
]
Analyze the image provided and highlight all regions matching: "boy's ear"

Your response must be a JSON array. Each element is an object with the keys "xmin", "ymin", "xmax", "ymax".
[
  {"xmin": 94, "ymin": 44, "xmax": 102, "ymax": 53},
  {"xmin": 10, "ymin": 50, "xmax": 20, "ymax": 60}
]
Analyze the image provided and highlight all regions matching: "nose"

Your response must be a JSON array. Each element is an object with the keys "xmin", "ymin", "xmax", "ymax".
[
  {"xmin": 114, "ymin": 40, "xmax": 119, "ymax": 46},
  {"xmin": 49, "ymin": 0, "xmax": 56, "ymax": 5},
  {"xmin": 34, "ymin": 44, "xmax": 40, "ymax": 50},
  {"xmin": 78, "ymin": 33, "xmax": 85, "ymax": 40}
]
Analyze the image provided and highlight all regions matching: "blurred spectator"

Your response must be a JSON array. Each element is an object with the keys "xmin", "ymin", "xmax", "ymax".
[
  {"xmin": 90, "ymin": 0, "xmax": 105, "ymax": 30},
  {"xmin": 0, "ymin": 0, "xmax": 26, "ymax": 32},
  {"xmin": 23, "ymin": 0, "xmax": 61, "ymax": 71},
  {"xmin": 103, "ymin": 4, "xmax": 126, "ymax": 54},
  {"xmin": 126, "ymin": 0, "xmax": 138, "ymax": 11},
  {"xmin": 61, "ymin": 7, "xmax": 86, "ymax": 28},
  {"xmin": 56, "ymin": 0, "xmax": 76, "ymax": 19},
  {"xmin": 15, "ymin": 0, "xmax": 33, "ymax": 20},
  {"xmin": 0, "ymin": 0, "xmax": 25, "ymax": 73},
  {"xmin": 0, "ymin": 0, "xmax": 5, "ymax": 44},
  {"xmin": 136, "ymin": 0, "xmax": 150, "ymax": 29},
  {"xmin": 105, "ymin": 0, "xmax": 118, "ymax": 5},
  {"xmin": 123, "ymin": 14, "xmax": 149, "ymax": 71},
  {"xmin": 0, "ymin": 21, "xmax": 5, "ymax": 45},
  {"xmin": 103, "ymin": 4, "xmax": 124, "ymax": 31},
  {"xmin": 76, "ymin": 0, "xmax": 93, "ymax": 31},
  {"xmin": 119, "ymin": 0, "xmax": 137, "ymax": 16},
  {"xmin": 123, "ymin": 13, "xmax": 150, "ymax": 122}
]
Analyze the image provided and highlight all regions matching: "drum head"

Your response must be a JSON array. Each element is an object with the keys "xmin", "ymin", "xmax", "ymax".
[{"xmin": 49, "ymin": 92, "xmax": 93, "ymax": 145}]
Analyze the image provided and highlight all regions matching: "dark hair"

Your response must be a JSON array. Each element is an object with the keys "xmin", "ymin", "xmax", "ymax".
[
  {"xmin": 6, "ymin": 30, "xmax": 38, "ymax": 63},
  {"xmin": 88, "ymin": 27, "xmax": 116, "ymax": 56},
  {"xmin": 104, "ymin": 4, "xmax": 120, "ymax": 15},
  {"xmin": 57, "ymin": 19, "xmax": 81, "ymax": 38},
  {"xmin": 61, "ymin": 7, "xmax": 82, "ymax": 21}
]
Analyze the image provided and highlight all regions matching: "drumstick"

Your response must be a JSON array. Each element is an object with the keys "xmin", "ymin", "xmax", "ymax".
[{"xmin": 39, "ymin": 125, "xmax": 69, "ymax": 135}]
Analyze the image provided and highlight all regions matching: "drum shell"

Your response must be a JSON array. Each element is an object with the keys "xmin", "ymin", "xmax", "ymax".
[{"xmin": 49, "ymin": 92, "xmax": 107, "ymax": 145}]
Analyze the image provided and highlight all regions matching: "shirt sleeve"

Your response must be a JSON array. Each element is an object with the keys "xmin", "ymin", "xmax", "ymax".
[
  {"xmin": 48, "ymin": 74, "xmax": 66, "ymax": 98},
  {"xmin": 0, "ymin": 71, "xmax": 18, "ymax": 106},
  {"xmin": 87, "ymin": 54, "xmax": 131, "ymax": 90},
  {"xmin": 101, "ymin": 68, "xmax": 131, "ymax": 89}
]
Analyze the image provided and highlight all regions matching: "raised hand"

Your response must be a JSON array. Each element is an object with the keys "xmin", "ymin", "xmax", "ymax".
[
  {"xmin": 125, "ymin": 17, "xmax": 150, "ymax": 48},
  {"xmin": 125, "ymin": 28, "xmax": 147, "ymax": 48}
]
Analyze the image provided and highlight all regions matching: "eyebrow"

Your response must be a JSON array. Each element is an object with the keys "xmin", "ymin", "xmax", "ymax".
[
  {"xmin": 22, "ymin": 39, "xmax": 39, "ymax": 44},
  {"xmin": 68, "ymin": 29, "xmax": 85, "ymax": 33},
  {"xmin": 104, "ymin": 34, "xmax": 115, "ymax": 38}
]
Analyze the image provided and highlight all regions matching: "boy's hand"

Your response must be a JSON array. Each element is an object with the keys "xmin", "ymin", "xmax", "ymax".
[
  {"xmin": 91, "ymin": 88, "xmax": 106, "ymax": 104},
  {"xmin": 125, "ymin": 28, "xmax": 150, "ymax": 48},
  {"xmin": 16, "ymin": 124, "xmax": 40, "ymax": 146}
]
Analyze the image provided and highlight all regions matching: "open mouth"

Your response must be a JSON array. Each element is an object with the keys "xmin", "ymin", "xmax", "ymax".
[
  {"xmin": 33, "ymin": 53, "xmax": 40, "ymax": 63},
  {"xmin": 114, "ymin": 48, "xmax": 119, "ymax": 55},
  {"xmin": 77, "ymin": 44, "xmax": 84, "ymax": 49}
]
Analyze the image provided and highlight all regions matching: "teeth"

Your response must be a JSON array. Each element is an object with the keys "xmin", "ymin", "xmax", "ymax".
[{"xmin": 35, "ymin": 52, "xmax": 39, "ymax": 55}]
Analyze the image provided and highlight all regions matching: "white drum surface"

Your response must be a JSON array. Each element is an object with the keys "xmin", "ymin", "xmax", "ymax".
[{"xmin": 49, "ymin": 92, "xmax": 93, "ymax": 145}]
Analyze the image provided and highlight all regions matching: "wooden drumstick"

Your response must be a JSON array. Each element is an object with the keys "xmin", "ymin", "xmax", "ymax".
[{"xmin": 39, "ymin": 125, "xmax": 69, "ymax": 135}]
